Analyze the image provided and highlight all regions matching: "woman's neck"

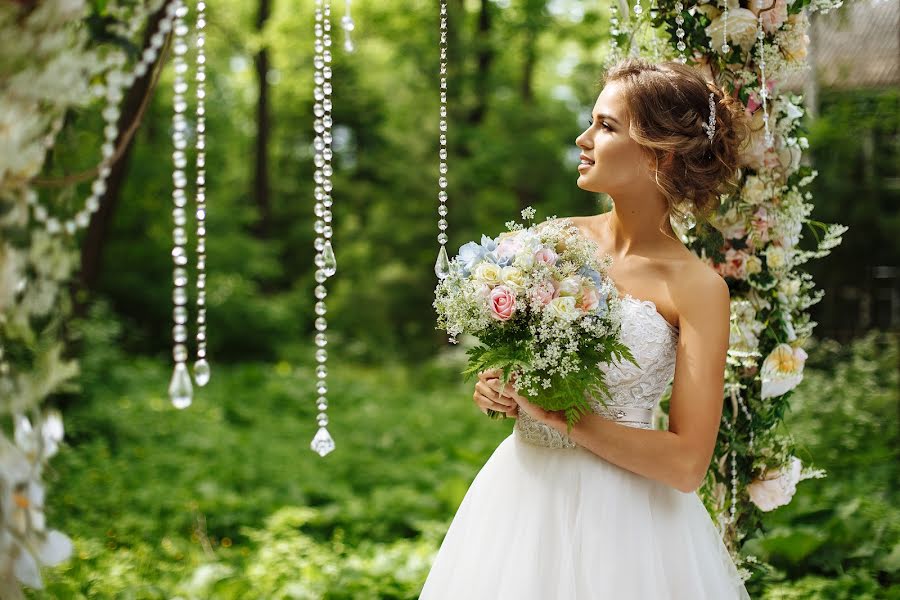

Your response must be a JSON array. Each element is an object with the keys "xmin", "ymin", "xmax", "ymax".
[{"xmin": 599, "ymin": 193, "xmax": 675, "ymax": 256}]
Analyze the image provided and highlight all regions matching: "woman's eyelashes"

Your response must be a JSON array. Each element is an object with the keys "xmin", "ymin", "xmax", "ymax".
[{"xmin": 587, "ymin": 119, "xmax": 611, "ymax": 130}]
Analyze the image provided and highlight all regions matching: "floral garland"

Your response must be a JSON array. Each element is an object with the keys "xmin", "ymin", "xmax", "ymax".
[
  {"xmin": 0, "ymin": 0, "xmax": 165, "ymax": 593},
  {"xmin": 611, "ymin": 0, "xmax": 846, "ymax": 583}
]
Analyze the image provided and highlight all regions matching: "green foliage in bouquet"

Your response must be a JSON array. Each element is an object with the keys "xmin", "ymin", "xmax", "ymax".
[{"xmin": 462, "ymin": 332, "xmax": 635, "ymax": 432}]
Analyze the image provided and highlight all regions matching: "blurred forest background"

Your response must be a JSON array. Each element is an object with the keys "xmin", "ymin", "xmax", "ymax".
[{"xmin": 32, "ymin": 0, "xmax": 898, "ymax": 597}]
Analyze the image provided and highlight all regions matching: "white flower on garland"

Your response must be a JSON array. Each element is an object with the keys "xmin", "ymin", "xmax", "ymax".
[
  {"xmin": 760, "ymin": 343, "xmax": 807, "ymax": 398},
  {"xmin": 747, "ymin": 455, "xmax": 802, "ymax": 511},
  {"xmin": 0, "ymin": 433, "xmax": 72, "ymax": 593}
]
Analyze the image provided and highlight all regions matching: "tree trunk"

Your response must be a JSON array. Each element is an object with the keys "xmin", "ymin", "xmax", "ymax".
[
  {"xmin": 467, "ymin": 0, "xmax": 495, "ymax": 127},
  {"xmin": 253, "ymin": 0, "xmax": 272, "ymax": 237}
]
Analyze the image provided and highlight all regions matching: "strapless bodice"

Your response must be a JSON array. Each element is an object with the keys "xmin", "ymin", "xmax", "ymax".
[{"xmin": 514, "ymin": 295, "xmax": 679, "ymax": 449}]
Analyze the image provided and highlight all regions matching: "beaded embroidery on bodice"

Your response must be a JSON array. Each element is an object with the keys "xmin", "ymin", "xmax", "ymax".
[{"xmin": 514, "ymin": 295, "xmax": 679, "ymax": 449}]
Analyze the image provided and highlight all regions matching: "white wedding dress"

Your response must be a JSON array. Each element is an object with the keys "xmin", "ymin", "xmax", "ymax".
[{"xmin": 419, "ymin": 295, "xmax": 751, "ymax": 599}]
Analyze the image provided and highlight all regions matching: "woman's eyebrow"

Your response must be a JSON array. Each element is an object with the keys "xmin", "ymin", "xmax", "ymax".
[{"xmin": 594, "ymin": 113, "xmax": 620, "ymax": 124}]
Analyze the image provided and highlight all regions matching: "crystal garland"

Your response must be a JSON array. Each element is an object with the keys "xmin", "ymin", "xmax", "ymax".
[
  {"xmin": 310, "ymin": 0, "xmax": 338, "ymax": 457},
  {"xmin": 755, "ymin": 0, "xmax": 773, "ymax": 148},
  {"xmin": 433, "ymin": 0, "xmax": 451, "ymax": 290},
  {"xmin": 193, "ymin": 0, "xmax": 211, "ymax": 387},
  {"xmin": 647, "ymin": 0, "xmax": 661, "ymax": 61},
  {"xmin": 341, "ymin": 0, "xmax": 355, "ymax": 53},
  {"xmin": 168, "ymin": 0, "xmax": 194, "ymax": 409},
  {"xmin": 673, "ymin": 1, "xmax": 686, "ymax": 63},
  {"xmin": 609, "ymin": 1, "xmax": 623, "ymax": 64},
  {"xmin": 721, "ymin": 0, "xmax": 731, "ymax": 54}
]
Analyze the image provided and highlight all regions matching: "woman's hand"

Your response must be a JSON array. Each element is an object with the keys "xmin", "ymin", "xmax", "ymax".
[
  {"xmin": 473, "ymin": 368, "xmax": 518, "ymax": 418},
  {"xmin": 476, "ymin": 370, "xmax": 568, "ymax": 433},
  {"xmin": 506, "ymin": 382, "xmax": 568, "ymax": 434}
]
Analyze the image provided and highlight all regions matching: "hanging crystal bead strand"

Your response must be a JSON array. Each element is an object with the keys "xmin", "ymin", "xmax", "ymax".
[
  {"xmin": 193, "ymin": 0, "xmax": 211, "ymax": 387},
  {"xmin": 341, "ymin": 0, "xmax": 355, "ymax": 53},
  {"xmin": 721, "ymin": 0, "xmax": 731, "ymax": 54},
  {"xmin": 434, "ymin": 0, "xmax": 451, "ymax": 285},
  {"xmin": 169, "ymin": 0, "xmax": 193, "ymax": 409},
  {"xmin": 755, "ymin": 0, "xmax": 773, "ymax": 148},
  {"xmin": 673, "ymin": 1, "xmax": 686, "ymax": 63},
  {"xmin": 648, "ymin": 0, "xmax": 661, "ymax": 61},
  {"xmin": 310, "ymin": 0, "xmax": 336, "ymax": 457},
  {"xmin": 609, "ymin": 1, "xmax": 622, "ymax": 65}
]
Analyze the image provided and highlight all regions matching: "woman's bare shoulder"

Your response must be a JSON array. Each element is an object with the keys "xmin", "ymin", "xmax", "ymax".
[{"xmin": 669, "ymin": 255, "xmax": 730, "ymax": 324}]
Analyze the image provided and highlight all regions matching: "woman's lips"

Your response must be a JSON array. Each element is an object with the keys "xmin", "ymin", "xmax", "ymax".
[{"xmin": 577, "ymin": 161, "xmax": 594, "ymax": 172}]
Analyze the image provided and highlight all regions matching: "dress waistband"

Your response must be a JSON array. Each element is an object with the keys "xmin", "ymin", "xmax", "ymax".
[{"xmin": 514, "ymin": 404, "xmax": 654, "ymax": 449}]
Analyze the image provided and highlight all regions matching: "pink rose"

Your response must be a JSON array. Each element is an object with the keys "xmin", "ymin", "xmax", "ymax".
[
  {"xmin": 752, "ymin": 206, "xmax": 771, "ymax": 242},
  {"xmin": 718, "ymin": 247, "xmax": 749, "ymax": 280},
  {"xmin": 488, "ymin": 285, "xmax": 516, "ymax": 321},
  {"xmin": 578, "ymin": 287, "xmax": 600, "ymax": 312},
  {"xmin": 533, "ymin": 247, "xmax": 558, "ymax": 267},
  {"xmin": 751, "ymin": 0, "xmax": 789, "ymax": 34},
  {"xmin": 747, "ymin": 456, "xmax": 802, "ymax": 512},
  {"xmin": 496, "ymin": 238, "xmax": 522, "ymax": 260},
  {"xmin": 531, "ymin": 280, "xmax": 555, "ymax": 306}
]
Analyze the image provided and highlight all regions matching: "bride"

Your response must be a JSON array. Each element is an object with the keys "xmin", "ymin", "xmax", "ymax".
[{"xmin": 419, "ymin": 58, "xmax": 752, "ymax": 599}]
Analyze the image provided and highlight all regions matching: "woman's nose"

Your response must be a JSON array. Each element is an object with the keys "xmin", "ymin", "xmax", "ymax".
[{"xmin": 575, "ymin": 129, "xmax": 591, "ymax": 149}]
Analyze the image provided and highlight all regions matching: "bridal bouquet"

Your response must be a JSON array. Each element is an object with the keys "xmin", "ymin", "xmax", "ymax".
[{"xmin": 433, "ymin": 208, "xmax": 635, "ymax": 432}]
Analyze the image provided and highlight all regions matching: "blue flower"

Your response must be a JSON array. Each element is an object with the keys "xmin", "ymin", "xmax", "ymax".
[
  {"xmin": 458, "ymin": 241, "xmax": 487, "ymax": 274},
  {"xmin": 480, "ymin": 234, "xmax": 498, "ymax": 252},
  {"xmin": 579, "ymin": 266, "xmax": 604, "ymax": 288}
]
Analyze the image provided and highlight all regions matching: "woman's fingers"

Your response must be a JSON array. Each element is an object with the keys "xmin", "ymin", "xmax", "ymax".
[
  {"xmin": 477, "ymin": 368, "xmax": 503, "ymax": 381},
  {"xmin": 474, "ymin": 381, "xmax": 516, "ymax": 408},
  {"xmin": 473, "ymin": 392, "xmax": 519, "ymax": 416}
]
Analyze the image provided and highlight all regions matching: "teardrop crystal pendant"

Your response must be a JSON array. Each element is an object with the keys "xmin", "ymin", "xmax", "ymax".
[
  {"xmin": 169, "ymin": 362, "xmax": 193, "ymax": 409},
  {"xmin": 434, "ymin": 245, "xmax": 450, "ymax": 279},
  {"xmin": 322, "ymin": 240, "xmax": 337, "ymax": 277},
  {"xmin": 310, "ymin": 426, "xmax": 335, "ymax": 456},
  {"xmin": 193, "ymin": 358, "xmax": 211, "ymax": 386}
]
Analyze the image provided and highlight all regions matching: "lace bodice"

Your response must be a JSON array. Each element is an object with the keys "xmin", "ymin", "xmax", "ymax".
[{"xmin": 515, "ymin": 295, "xmax": 679, "ymax": 449}]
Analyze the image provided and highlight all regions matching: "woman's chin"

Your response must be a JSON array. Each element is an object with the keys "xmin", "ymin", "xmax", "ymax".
[{"xmin": 576, "ymin": 175, "xmax": 600, "ymax": 192}]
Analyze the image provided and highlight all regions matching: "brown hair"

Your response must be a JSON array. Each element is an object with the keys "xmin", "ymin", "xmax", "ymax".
[{"xmin": 601, "ymin": 58, "xmax": 750, "ymax": 227}]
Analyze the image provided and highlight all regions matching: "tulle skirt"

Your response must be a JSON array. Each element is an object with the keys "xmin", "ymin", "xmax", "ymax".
[{"xmin": 419, "ymin": 431, "xmax": 750, "ymax": 600}]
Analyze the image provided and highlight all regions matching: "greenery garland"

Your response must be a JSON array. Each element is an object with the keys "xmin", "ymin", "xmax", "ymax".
[{"xmin": 609, "ymin": 0, "xmax": 846, "ymax": 584}]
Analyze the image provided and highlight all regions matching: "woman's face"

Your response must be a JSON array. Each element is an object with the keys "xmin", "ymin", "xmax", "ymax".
[{"xmin": 574, "ymin": 81, "xmax": 652, "ymax": 195}]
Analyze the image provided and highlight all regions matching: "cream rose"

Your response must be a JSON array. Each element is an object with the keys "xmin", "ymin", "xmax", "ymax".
[
  {"xmin": 473, "ymin": 262, "xmax": 502, "ymax": 286},
  {"xmin": 500, "ymin": 266, "xmax": 526, "ymax": 292},
  {"xmin": 745, "ymin": 255, "xmax": 763, "ymax": 275},
  {"xmin": 747, "ymin": 456, "xmax": 803, "ymax": 511},
  {"xmin": 706, "ymin": 7, "xmax": 759, "ymax": 52},
  {"xmin": 765, "ymin": 245, "xmax": 788, "ymax": 270},
  {"xmin": 547, "ymin": 296, "xmax": 581, "ymax": 321},
  {"xmin": 556, "ymin": 276, "xmax": 582, "ymax": 297}
]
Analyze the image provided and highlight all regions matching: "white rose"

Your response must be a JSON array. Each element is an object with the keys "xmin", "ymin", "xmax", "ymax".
[
  {"xmin": 706, "ymin": 7, "xmax": 759, "ymax": 52},
  {"xmin": 557, "ymin": 277, "xmax": 581, "ymax": 297},
  {"xmin": 742, "ymin": 175, "xmax": 771, "ymax": 205},
  {"xmin": 777, "ymin": 145, "xmax": 802, "ymax": 174},
  {"xmin": 473, "ymin": 262, "xmax": 502, "ymax": 286},
  {"xmin": 747, "ymin": 456, "xmax": 803, "ymax": 512},
  {"xmin": 500, "ymin": 266, "xmax": 526, "ymax": 292},
  {"xmin": 778, "ymin": 278, "xmax": 801, "ymax": 301},
  {"xmin": 746, "ymin": 255, "xmax": 763, "ymax": 275},
  {"xmin": 547, "ymin": 296, "xmax": 581, "ymax": 321},
  {"xmin": 765, "ymin": 245, "xmax": 787, "ymax": 270}
]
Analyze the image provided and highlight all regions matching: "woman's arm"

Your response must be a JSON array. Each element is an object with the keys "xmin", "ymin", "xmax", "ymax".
[{"xmin": 500, "ymin": 271, "xmax": 731, "ymax": 493}]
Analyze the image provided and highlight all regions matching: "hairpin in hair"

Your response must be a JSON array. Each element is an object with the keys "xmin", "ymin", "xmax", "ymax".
[{"xmin": 700, "ymin": 92, "xmax": 716, "ymax": 143}]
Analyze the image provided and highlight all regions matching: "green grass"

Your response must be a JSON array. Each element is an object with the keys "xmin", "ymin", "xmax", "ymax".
[{"xmin": 28, "ymin": 333, "xmax": 898, "ymax": 598}]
